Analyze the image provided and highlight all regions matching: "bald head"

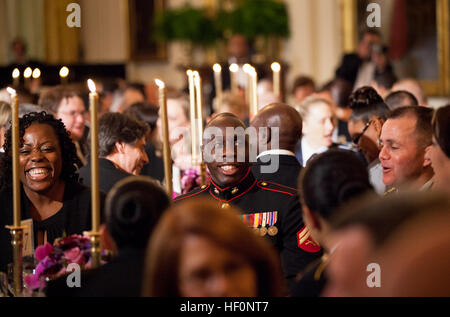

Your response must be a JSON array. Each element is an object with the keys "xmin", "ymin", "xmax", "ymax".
[
  {"xmin": 251, "ymin": 103, "xmax": 302, "ymax": 152},
  {"xmin": 206, "ymin": 112, "xmax": 246, "ymax": 130}
]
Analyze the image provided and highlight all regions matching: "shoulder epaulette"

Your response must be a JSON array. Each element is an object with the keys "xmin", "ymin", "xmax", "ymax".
[
  {"xmin": 173, "ymin": 184, "xmax": 210, "ymax": 202},
  {"xmin": 256, "ymin": 180, "xmax": 296, "ymax": 196}
]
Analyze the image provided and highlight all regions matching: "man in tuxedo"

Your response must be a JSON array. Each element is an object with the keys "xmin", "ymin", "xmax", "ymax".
[{"xmin": 250, "ymin": 103, "xmax": 303, "ymax": 189}]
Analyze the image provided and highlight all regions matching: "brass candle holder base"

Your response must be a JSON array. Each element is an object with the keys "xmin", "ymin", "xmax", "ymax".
[
  {"xmin": 5, "ymin": 226, "xmax": 24, "ymax": 297},
  {"xmin": 88, "ymin": 231, "xmax": 101, "ymax": 269}
]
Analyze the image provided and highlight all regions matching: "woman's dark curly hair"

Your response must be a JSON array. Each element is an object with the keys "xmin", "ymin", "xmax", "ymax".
[{"xmin": 0, "ymin": 111, "xmax": 81, "ymax": 190}]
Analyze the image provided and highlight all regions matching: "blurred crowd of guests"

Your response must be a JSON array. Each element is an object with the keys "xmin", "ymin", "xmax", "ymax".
[{"xmin": 0, "ymin": 30, "xmax": 449, "ymax": 297}]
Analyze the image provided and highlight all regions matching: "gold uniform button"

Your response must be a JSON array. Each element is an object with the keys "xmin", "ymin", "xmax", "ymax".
[
  {"xmin": 231, "ymin": 187, "xmax": 239, "ymax": 194},
  {"xmin": 261, "ymin": 182, "xmax": 268, "ymax": 186},
  {"xmin": 201, "ymin": 185, "xmax": 207, "ymax": 189},
  {"xmin": 221, "ymin": 203, "xmax": 231, "ymax": 209}
]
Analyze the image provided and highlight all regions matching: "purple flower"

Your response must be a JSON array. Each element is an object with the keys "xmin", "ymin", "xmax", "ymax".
[
  {"xmin": 24, "ymin": 274, "xmax": 45, "ymax": 290},
  {"xmin": 34, "ymin": 243, "xmax": 54, "ymax": 261},
  {"xmin": 64, "ymin": 247, "xmax": 85, "ymax": 265}
]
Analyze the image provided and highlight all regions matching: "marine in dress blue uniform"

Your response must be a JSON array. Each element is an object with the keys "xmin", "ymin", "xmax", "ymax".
[{"xmin": 175, "ymin": 113, "xmax": 321, "ymax": 291}]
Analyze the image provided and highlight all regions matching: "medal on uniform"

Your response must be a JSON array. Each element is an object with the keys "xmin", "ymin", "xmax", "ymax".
[
  {"xmin": 221, "ymin": 202, "xmax": 230, "ymax": 209},
  {"xmin": 259, "ymin": 212, "xmax": 268, "ymax": 236},
  {"xmin": 267, "ymin": 211, "xmax": 278, "ymax": 236}
]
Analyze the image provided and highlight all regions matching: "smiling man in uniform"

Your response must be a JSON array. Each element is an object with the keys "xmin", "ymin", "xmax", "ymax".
[{"xmin": 175, "ymin": 113, "xmax": 322, "ymax": 293}]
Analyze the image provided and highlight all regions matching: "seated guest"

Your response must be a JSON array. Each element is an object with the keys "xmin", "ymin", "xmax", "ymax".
[
  {"xmin": 118, "ymin": 82, "xmax": 146, "ymax": 113},
  {"xmin": 379, "ymin": 106, "xmax": 434, "ymax": 193},
  {"xmin": 391, "ymin": 78, "xmax": 427, "ymax": 106},
  {"xmin": 123, "ymin": 102, "xmax": 164, "ymax": 183},
  {"xmin": 156, "ymin": 92, "xmax": 194, "ymax": 194},
  {"xmin": 78, "ymin": 112, "xmax": 149, "ymax": 195},
  {"xmin": 324, "ymin": 191, "xmax": 450, "ymax": 297},
  {"xmin": 328, "ymin": 78, "xmax": 353, "ymax": 143},
  {"xmin": 292, "ymin": 76, "xmax": 316, "ymax": 105},
  {"xmin": 174, "ymin": 113, "xmax": 322, "ymax": 292},
  {"xmin": 0, "ymin": 101, "xmax": 11, "ymax": 154},
  {"xmin": 251, "ymin": 103, "xmax": 303, "ymax": 188},
  {"xmin": 385, "ymin": 90, "xmax": 419, "ymax": 110},
  {"xmin": 368, "ymin": 44, "xmax": 397, "ymax": 97},
  {"xmin": 294, "ymin": 96, "xmax": 336, "ymax": 166},
  {"xmin": 426, "ymin": 104, "xmax": 450, "ymax": 193},
  {"xmin": 47, "ymin": 176, "xmax": 170, "ymax": 297},
  {"xmin": 0, "ymin": 112, "xmax": 99, "ymax": 272},
  {"xmin": 347, "ymin": 86, "xmax": 389, "ymax": 194},
  {"xmin": 212, "ymin": 91, "xmax": 249, "ymax": 125},
  {"xmin": 291, "ymin": 150, "xmax": 373, "ymax": 297},
  {"xmin": 143, "ymin": 198, "xmax": 284, "ymax": 297},
  {"xmin": 38, "ymin": 86, "xmax": 88, "ymax": 166}
]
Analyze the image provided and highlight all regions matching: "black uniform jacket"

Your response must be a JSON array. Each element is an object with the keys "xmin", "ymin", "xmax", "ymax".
[
  {"xmin": 290, "ymin": 255, "xmax": 329, "ymax": 297},
  {"xmin": 174, "ymin": 168, "xmax": 322, "ymax": 290},
  {"xmin": 0, "ymin": 181, "xmax": 101, "ymax": 273},
  {"xmin": 252, "ymin": 154, "xmax": 302, "ymax": 189},
  {"xmin": 79, "ymin": 157, "xmax": 131, "ymax": 195}
]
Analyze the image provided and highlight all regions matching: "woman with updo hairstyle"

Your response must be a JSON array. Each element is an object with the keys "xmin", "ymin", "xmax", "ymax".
[
  {"xmin": 290, "ymin": 149, "xmax": 374, "ymax": 297},
  {"xmin": 347, "ymin": 86, "xmax": 390, "ymax": 194},
  {"xmin": 0, "ymin": 112, "xmax": 102, "ymax": 273},
  {"xmin": 142, "ymin": 198, "xmax": 284, "ymax": 297},
  {"xmin": 426, "ymin": 104, "xmax": 450, "ymax": 193}
]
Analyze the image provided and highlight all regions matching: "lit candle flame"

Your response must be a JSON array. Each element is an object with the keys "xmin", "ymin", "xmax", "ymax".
[
  {"xmin": 213, "ymin": 64, "xmax": 222, "ymax": 73},
  {"xmin": 24, "ymin": 67, "xmax": 32, "ymax": 79},
  {"xmin": 87, "ymin": 79, "xmax": 97, "ymax": 93},
  {"xmin": 243, "ymin": 64, "xmax": 254, "ymax": 74},
  {"xmin": 60, "ymin": 66, "xmax": 69, "ymax": 78},
  {"xmin": 229, "ymin": 63, "xmax": 239, "ymax": 73},
  {"xmin": 155, "ymin": 79, "xmax": 165, "ymax": 88},
  {"xmin": 32, "ymin": 68, "xmax": 41, "ymax": 79},
  {"xmin": 271, "ymin": 62, "xmax": 281, "ymax": 72},
  {"xmin": 186, "ymin": 69, "xmax": 193, "ymax": 76},
  {"xmin": 12, "ymin": 68, "xmax": 20, "ymax": 79},
  {"xmin": 7, "ymin": 87, "xmax": 17, "ymax": 95},
  {"xmin": 193, "ymin": 72, "xmax": 201, "ymax": 85}
]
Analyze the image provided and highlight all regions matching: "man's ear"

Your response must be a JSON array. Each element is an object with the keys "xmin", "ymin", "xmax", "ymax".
[
  {"xmin": 423, "ymin": 145, "xmax": 432, "ymax": 167},
  {"xmin": 114, "ymin": 142, "xmax": 126, "ymax": 155},
  {"xmin": 372, "ymin": 117, "xmax": 384, "ymax": 137}
]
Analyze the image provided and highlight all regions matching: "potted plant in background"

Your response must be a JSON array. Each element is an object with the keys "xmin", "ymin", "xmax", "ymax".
[{"xmin": 153, "ymin": 0, "xmax": 290, "ymax": 65}]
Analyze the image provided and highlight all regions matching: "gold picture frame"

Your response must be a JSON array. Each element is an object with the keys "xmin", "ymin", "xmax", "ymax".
[
  {"xmin": 128, "ymin": 0, "xmax": 167, "ymax": 61},
  {"xmin": 340, "ymin": 0, "xmax": 449, "ymax": 96}
]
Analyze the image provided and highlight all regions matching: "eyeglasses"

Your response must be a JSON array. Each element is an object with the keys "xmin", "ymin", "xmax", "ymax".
[
  {"xmin": 352, "ymin": 121, "xmax": 371, "ymax": 145},
  {"xmin": 58, "ymin": 110, "xmax": 87, "ymax": 118}
]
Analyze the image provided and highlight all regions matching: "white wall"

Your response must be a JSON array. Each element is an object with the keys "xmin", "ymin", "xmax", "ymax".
[
  {"xmin": 80, "ymin": 0, "xmax": 129, "ymax": 63},
  {"xmin": 283, "ymin": 0, "xmax": 342, "ymax": 91}
]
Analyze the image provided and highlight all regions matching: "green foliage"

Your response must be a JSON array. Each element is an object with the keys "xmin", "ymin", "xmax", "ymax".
[
  {"xmin": 225, "ymin": 0, "xmax": 290, "ymax": 39},
  {"xmin": 153, "ymin": 5, "xmax": 219, "ymax": 46},
  {"xmin": 153, "ymin": 0, "xmax": 290, "ymax": 45}
]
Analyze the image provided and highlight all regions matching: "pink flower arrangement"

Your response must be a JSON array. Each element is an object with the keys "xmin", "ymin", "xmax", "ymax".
[
  {"xmin": 24, "ymin": 234, "xmax": 110, "ymax": 290},
  {"xmin": 180, "ymin": 167, "xmax": 211, "ymax": 195}
]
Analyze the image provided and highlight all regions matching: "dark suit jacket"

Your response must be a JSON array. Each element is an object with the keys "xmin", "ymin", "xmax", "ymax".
[
  {"xmin": 140, "ymin": 142, "xmax": 164, "ymax": 183},
  {"xmin": 335, "ymin": 53, "xmax": 363, "ymax": 85},
  {"xmin": 78, "ymin": 158, "xmax": 131, "ymax": 195},
  {"xmin": 252, "ymin": 154, "xmax": 302, "ymax": 189}
]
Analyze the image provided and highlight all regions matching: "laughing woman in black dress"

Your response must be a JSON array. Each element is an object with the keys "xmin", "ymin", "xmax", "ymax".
[{"xmin": 0, "ymin": 112, "xmax": 100, "ymax": 272}]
